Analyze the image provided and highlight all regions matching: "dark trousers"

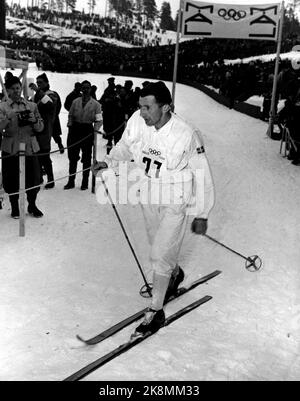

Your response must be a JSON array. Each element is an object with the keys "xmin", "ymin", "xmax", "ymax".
[
  {"xmin": 1, "ymin": 151, "xmax": 41, "ymax": 206},
  {"xmin": 52, "ymin": 132, "xmax": 63, "ymax": 147},
  {"xmin": 53, "ymin": 116, "xmax": 63, "ymax": 147},
  {"xmin": 287, "ymin": 122, "xmax": 300, "ymax": 160},
  {"xmin": 67, "ymin": 123, "xmax": 93, "ymax": 183},
  {"xmin": 106, "ymin": 121, "xmax": 125, "ymax": 154},
  {"xmin": 37, "ymin": 150, "xmax": 54, "ymax": 181}
]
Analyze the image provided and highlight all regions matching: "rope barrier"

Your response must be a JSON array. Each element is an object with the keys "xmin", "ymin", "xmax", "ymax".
[
  {"xmin": 0, "ymin": 120, "xmax": 127, "ymax": 161},
  {"xmin": 0, "ymin": 119, "xmax": 127, "ymax": 208},
  {"xmin": 94, "ymin": 120, "xmax": 126, "ymax": 138},
  {"xmin": 0, "ymin": 151, "xmax": 18, "ymax": 160},
  {"xmin": 0, "ymin": 131, "xmax": 95, "ymax": 160},
  {"xmin": 0, "ymin": 165, "xmax": 93, "ymax": 199}
]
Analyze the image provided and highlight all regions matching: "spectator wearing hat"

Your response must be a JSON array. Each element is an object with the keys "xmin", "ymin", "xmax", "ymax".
[
  {"xmin": 142, "ymin": 81, "xmax": 150, "ymax": 89},
  {"xmin": 0, "ymin": 76, "xmax": 44, "ymax": 218},
  {"xmin": 124, "ymin": 80, "xmax": 136, "ymax": 119},
  {"xmin": 64, "ymin": 80, "xmax": 103, "ymax": 190},
  {"xmin": 91, "ymin": 85, "xmax": 97, "ymax": 100},
  {"xmin": 107, "ymin": 77, "xmax": 115, "ymax": 86},
  {"xmin": 132, "ymin": 86, "xmax": 141, "ymax": 111},
  {"xmin": 52, "ymin": 90, "xmax": 64, "ymax": 154},
  {"xmin": 30, "ymin": 73, "xmax": 58, "ymax": 189},
  {"xmin": 113, "ymin": 84, "xmax": 127, "ymax": 145},
  {"xmin": 39, "ymin": 73, "xmax": 64, "ymax": 155},
  {"xmin": 64, "ymin": 82, "xmax": 82, "ymax": 112},
  {"xmin": 99, "ymin": 77, "xmax": 117, "ymax": 153}
]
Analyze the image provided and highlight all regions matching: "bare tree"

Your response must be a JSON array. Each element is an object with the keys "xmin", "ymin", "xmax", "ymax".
[{"xmin": 88, "ymin": 0, "xmax": 96, "ymax": 15}]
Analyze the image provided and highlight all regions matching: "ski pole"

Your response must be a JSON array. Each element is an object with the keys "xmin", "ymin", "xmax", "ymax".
[
  {"xmin": 204, "ymin": 234, "xmax": 262, "ymax": 272},
  {"xmin": 98, "ymin": 171, "xmax": 153, "ymax": 297}
]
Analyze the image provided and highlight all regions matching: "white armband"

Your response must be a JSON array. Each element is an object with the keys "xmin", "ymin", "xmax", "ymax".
[
  {"xmin": 95, "ymin": 113, "xmax": 102, "ymax": 122},
  {"xmin": 41, "ymin": 95, "xmax": 53, "ymax": 104}
]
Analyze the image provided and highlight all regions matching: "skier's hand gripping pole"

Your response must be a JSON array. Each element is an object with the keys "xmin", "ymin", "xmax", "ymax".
[{"xmin": 92, "ymin": 160, "xmax": 108, "ymax": 176}]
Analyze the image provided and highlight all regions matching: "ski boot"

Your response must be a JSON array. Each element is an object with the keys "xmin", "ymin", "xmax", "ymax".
[
  {"xmin": 164, "ymin": 266, "xmax": 185, "ymax": 303},
  {"xmin": 131, "ymin": 308, "xmax": 165, "ymax": 340}
]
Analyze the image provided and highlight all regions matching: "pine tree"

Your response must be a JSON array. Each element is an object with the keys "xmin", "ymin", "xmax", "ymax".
[
  {"xmin": 143, "ymin": 0, "xmax": 158, "ymax": 22},
  {"xmin": 135, "ymin": 0, "xmax": 144, "ymax": 24},
  {"xmin": 160, "ymin": 2, "xmax": 174, "ymax": 31},
  {"xmin": 55, "ymin": 0, "xmax": 65, "ymax": 12},
  {"xmin": 108, "ymin": 0, "xmax": 133, "ymax": 19},
  {"xmin": 283, "ymin": 2, "xmax": 300, "ymax": 39}
]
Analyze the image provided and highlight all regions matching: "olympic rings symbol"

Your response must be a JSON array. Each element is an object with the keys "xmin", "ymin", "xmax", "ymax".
[
  {"xmin": 218, "ymin": 8, "xmax": 247, "ymax": 21},
  {"xmin": 149, "ymin": 148, "xmax": 161, "ymax": 156}
]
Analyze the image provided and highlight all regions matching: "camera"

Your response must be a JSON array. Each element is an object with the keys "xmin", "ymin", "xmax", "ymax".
[{"xmin": 17, "ymin": 110, "xmax": 32, "ymax": 127}]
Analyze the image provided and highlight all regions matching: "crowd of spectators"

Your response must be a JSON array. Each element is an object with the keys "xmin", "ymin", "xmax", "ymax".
[
  {"xmin": 5, "ymin": 29, "xmax": 297, "ymax": 111},
  {"xmin": 3, "ymin": 5, "xmax": 300, "ymax": 128},
  {"xmin": 0, "ymin": 72, "xmax": 151, "ymax": 218},
  {"xmin": 6, "ymin": 4, "xmax": 164, "ymax": 47},
  {"xmin": 1, "ymin": 6, "xmax": 300, "ymax": 220}
]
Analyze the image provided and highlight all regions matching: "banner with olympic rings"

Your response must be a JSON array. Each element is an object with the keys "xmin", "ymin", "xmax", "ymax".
[{"xmin": 182, "ymin": 1, "xmax": 281, "ymax": 40}]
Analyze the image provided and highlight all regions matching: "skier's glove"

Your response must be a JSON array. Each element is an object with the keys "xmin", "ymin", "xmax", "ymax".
[
  {"xmin": 191, "ymin": 218, "xmax": 208, "ymax": 235},
  {"xmin": 92, "ymin": 160, "xmax": 108, "ymax": 176}
]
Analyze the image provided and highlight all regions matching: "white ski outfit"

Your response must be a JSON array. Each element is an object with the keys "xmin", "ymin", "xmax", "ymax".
[{"xmin": 105, "ymin": 110, "xmax": 215, "ymax": 279}]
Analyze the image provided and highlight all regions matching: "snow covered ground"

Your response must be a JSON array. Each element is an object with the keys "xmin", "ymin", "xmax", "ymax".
[
  {"xmin": 0, "ymin": 64, "xmax": 300, "ymax": 381},
  {"xmin": 5, "ymin": 16, "xmax": 182, "ymax": 47}
]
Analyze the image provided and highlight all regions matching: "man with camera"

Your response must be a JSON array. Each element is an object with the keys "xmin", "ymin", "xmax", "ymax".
[{"xmin": 0, "ymin": 76, "xmax": 44, "ymax": 218}]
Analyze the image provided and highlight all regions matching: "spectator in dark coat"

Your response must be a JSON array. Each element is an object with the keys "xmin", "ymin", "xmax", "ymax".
[
  {"xmin": 30, "ymin": 73, "xmax": 57, "ymax": 189},
  {"xmin": 113, "ymin": 84, "xmax": 127, "ymax": 145},
  {"xmin": 64, "ymin": 80, "xmax": 103, "ymax": 190},
  {"xmin": 99, "ymin": 77, "xmax": 116, "ymax": 152},
  {"xmin": 52, "ymin": 90, "xmax": 64, "ymax": 154},
  {"xmin": 91, "ymin": 85, "xmax": 97, "ymax": 100},
  {"xmin": 124, "ymin": 80, "xmax": 136, "ymax": 119},
  {"xmin": 64, "ymin": 82, "xmax": 82, "ymax": 112}
]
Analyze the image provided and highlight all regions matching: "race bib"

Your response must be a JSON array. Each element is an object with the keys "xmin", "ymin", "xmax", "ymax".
[{"xmin": 141, "ymin": 145, "xmax": 166, "ymax": 178}]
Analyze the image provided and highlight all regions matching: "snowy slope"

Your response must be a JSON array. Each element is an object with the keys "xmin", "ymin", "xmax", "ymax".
[
  {"xmin": 6, "ymin": 16, "xmax": 136, "ymax": 48},
  {"xmin": 0, "ymin": 64, "xmax": 299, "ymax": 381},
  {"xmin": 5, "ymin": 15, "xmax": 181, "ymax": 47}
]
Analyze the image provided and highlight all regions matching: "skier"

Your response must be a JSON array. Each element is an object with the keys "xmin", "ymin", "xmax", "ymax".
[{"xmin": 93, "ymin": 81, "xmax": 215, "ymax": 337}]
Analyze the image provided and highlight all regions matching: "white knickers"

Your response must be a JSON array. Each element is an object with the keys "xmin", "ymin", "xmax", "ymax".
[{"xmin": 140, "ymin": 178, "xmax": 193, "ymax": 276}]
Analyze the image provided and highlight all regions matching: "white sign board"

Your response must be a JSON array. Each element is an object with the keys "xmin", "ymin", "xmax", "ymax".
[{"xmin": 182, "ymin": 1, "xmax": 281, "ymax": 41}]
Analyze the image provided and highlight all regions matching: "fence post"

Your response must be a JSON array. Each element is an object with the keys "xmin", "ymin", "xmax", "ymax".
[
  {"xmin": 91, "ymin": 130, "xmax": 98, "ymax": 194},
  {"xmin": 19, "ymin": 142, "xmax": 26, "ymax": 237}
]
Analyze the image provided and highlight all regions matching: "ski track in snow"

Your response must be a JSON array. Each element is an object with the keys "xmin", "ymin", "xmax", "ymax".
[{"xmin": 0, "ymin": 65, "xmax": 300, "ymax": 381}]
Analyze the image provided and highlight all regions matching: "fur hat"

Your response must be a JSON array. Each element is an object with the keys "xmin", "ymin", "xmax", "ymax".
[
  {"xmin": 37, "ymin": 73, "xmax": 49, "ymax": 83},
  {"xmin": 5, "ymin": 76, "xmax": 21, "ymax": 89},
  {"xmin": 125, "ymin": 80, "xmax": 133, "ymax": 88}
]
